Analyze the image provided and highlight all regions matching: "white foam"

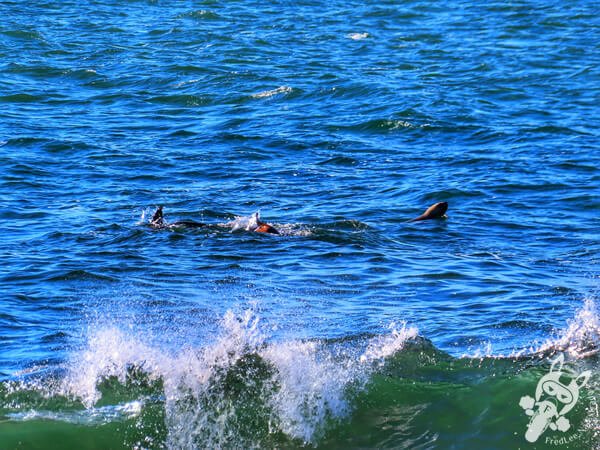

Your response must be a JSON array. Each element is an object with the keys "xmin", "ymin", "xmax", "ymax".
[
  {"xmin": 537, "ymin": 298, "xmax": 600, "ymax": 358},
  {"xmin": 360, "ymin": 322, "xmax": 419, "ymax": 364},
  {"xmin": 347, "ymin": 32, "xmax": 369, "ymax": 40},
  {"xmin": 137, "ymin": 208, "xmax": 149, "ymax": 225},
  {"xmin": 261, "ymin": 340, "xmax": 352, "ymax": 442},
  {"xmin": 175, "ymin": 78, "xmax": 202, "ymax": 88},
  {"xmin": 251, "ymin": 86, "xmax": 292, "ymax": 99},
  {"xmin": 272, "ymin": 223, "xmax": 314, "ymax": 237},
  {"xmin": 387, "ymin": 119, "xmax": 413, "ymax": 130},
  {"xmin": 226, "ymin": 211, "xmax": 261, "ymax": 232},
  {"xmin": 12, "ymin": 310, "xmax": 418, "ymax": 447},
  {"xmin": 460, "ymin": 341, "xmax": 494, "ymax": 360},
  {"xmin": 62, "ymin": 327, "xmax": 163, "ymax": 408},
  {"xmin": 6, "ymin": 400, "xmax": 143, "ymax": 425}
]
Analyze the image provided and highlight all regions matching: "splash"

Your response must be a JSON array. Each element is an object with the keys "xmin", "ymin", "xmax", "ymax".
[
  {"xmin": 39, "ymin": 310, "xmax": 418, "ymax": 448},
  {"xmin": 226, "ymin": 211, "xmax": 262, "ymax": 232},
  {"xmin": 360, "ymin": 322, "xmax": 419, "ymax": 364},
  {"xmin": 461, "ymin": 341, "xmax": 494, "ymax": 360},
  {"xmin": 226, "ymin": 212, "xmax": 314, "ymax": 236},
  {"xmin": 270, "ymin": 223, "xmax": 314, "ymax": 237},
  {"xmin": 137, "ymin": 208, "xmax": 149, "ymax": 226},
  {"xmin": 536, "ymin": 298, "xmax": 600, "ymax": 358},
  {"xmin": 260, "ymin": 340, "xmax": 352, "ymax": 442},
  {"xmin": 62, "ymin": 327, "xmax": 163, "ymax": 408}
]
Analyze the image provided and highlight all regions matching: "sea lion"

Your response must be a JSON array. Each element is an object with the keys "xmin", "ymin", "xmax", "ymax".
[
  {"xmin": 229, "ymin": 211, "xmax": 279, "ymax": 234},
  {"xmin": 150, "ymin": 206, "xmax": 207, "ymax": 229},
  {"xmin": 149, "ymin": 206, "xmax": 279, "ymax": 234},
  {"xmin": 255, "ymin": 222, "xmax": 279, "ymax": 234},
  {"xmin": 409, "ymin": 202, "xmax": 448, "ymax": 222}
]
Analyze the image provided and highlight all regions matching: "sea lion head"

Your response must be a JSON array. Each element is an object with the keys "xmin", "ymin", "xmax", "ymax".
[
  {"xmin": 255, "ymin": 223, "xmax": 280, "ymax": 234},
  {"xmin": 426, "ymin": 201, "xmax": 448, "ymax": 219},
  {"xmin": 410, "ymin": 202, "xmax": 448, "ymax": 222}
]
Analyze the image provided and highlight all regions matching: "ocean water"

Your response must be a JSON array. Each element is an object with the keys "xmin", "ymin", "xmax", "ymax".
[{"xmin": 1, "ymin": 0, "xmax": 599, "ymax": 448}]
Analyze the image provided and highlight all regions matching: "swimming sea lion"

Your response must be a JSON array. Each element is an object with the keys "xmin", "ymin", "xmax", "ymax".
[
  {"xmin": 149, "ymin": 206, "xmax": 279, "ymax": 234},
  {"xmin": 150, "ymin": 206, "xmax": 207, "ymax": 229},
  {"xmin": 255, "ymin": 222, "xmax": 279, "ymax": 234},
  {"xmin": 409, "ymin": 202, "xmax": 448, "ymax": 222}
]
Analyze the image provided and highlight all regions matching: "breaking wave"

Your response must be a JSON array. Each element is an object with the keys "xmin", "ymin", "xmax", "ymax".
[
  {"xmin": 1, "ymin": 310, "xmax": 418, "ymax": 448},
  {"xmin": 1, "ymin": 300, "xmax": 597, "ymax": 449}
]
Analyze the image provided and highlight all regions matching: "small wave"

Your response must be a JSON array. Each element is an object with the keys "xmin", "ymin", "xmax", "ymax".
[
  {"xmin": 45, "ymin": 270, "xmax": 117, "ymax": 283},
  {"xmin": 335, "ymin": 118, "xmax": 420, "ymax": 133},
  {"xmin": 321, "ymin": 220, "xmax": 371, "ymax": 232},
  {"xmin": 6, "ymin": 400, "xmax": 143, "ymax": 425},
  {"xmin": 175, "ymin": 10, "xmax": 222, "ymax": 21},
  {"xmin": 0, "ymin": 93, "xmax": 45, "ymax": 103},
  {"xmin": 168, "ymin": 129, "xmax": 197, "ymax": 137},
  {"xmin": 317, "ymin": 156, "xmax": 358, "ymax": 166},
  {"xmin": 251, "ymin": 86, "xmax": 293, "ymax": 99},
  {"xmin": 173, "ymin": 78, "xmax": 202, "ymax": 88},
  {"xmin": 1, "ymin": 29, "xmax": 46, "ymax": 42},
  {"xmin": 523, "ymin": 125, "xmax": 592, "ymax": 136},
  {"xmin": 346, "ymin": 32, "xmax": 369, "ymax": 40},
  {"xmin": 146, "ymin": 94, "xmax": 210, "ymax": 107},
  {"xmin": 0, "ymin": 137, "xmax": 49, "ymax": 148}
]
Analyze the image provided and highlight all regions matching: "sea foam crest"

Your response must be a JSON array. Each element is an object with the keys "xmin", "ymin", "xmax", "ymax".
[
  {"xmin": 62, "ymin": 327, "xmax": 163, "ymax": 408},
  {"xmin": 537, "ymin": 298, "xmax": 600, "ymax": 358},
  {"xmin": 360, "ymin": 322, "xmax": 419, "ymax": 364}
]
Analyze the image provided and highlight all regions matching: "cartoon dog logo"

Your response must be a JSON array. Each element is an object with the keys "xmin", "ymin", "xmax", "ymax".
[{"xmin": 519, "ymin": 354, "xmax": 591, "ymax": 443}]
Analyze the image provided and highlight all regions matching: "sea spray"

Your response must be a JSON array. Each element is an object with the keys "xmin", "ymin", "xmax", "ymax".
[
  {"xmin": 49, "ymin": 309, "xmax": 420, "ymax": 448},
  {"xmin": 62, "ymin": 327, "xmax": 163, "ymax": 408},
  {"xmin": 1, "ymin": 304, "xmax": 598, "ymax": 449},
  {"xmin": 524, "ymin": 298, "xmax": 600, "ymax": 359},
  {"xmin": 545, "ymin": 298, "xmax": 600, "ymax": 358},
  {"xmin": 360, "ymin": 322, "xmax": 420, "ymax": 365}
]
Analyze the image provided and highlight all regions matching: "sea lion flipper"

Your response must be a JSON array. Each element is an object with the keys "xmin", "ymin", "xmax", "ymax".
[{"xmin": 151, "ymin": 206, "xmax": 165, "ymax": 227}]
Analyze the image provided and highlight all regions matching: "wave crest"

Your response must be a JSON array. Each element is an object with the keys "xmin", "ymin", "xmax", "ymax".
[
  {"xmin": 537, "ymin": 298, "xmax": 600, "ymax": 358},
  {"xmin": 53, "ymin": 310, "xmax": 418, "ymax": 447}
]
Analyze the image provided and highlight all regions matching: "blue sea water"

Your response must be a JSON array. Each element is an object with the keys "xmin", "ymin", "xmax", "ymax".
[{"xmin": 1, "ymin": 1, "xmax": 599, "ymax": 448}]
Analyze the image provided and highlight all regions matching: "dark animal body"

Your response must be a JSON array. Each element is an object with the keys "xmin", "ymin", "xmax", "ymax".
[
  {"xmin": 148, "ymin": 202, "xmax": 445, "ymax": 233},
  {"xmin": 409, "ymin": 202, "xmax": 448, "ymax": 222},
  {"xmin": 151, "ymin": 206, "xmax": 206, "ymax": 228},
  {"xmin": 150, "ymin": 206, "xmax": 279, "ymax": 234}
]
